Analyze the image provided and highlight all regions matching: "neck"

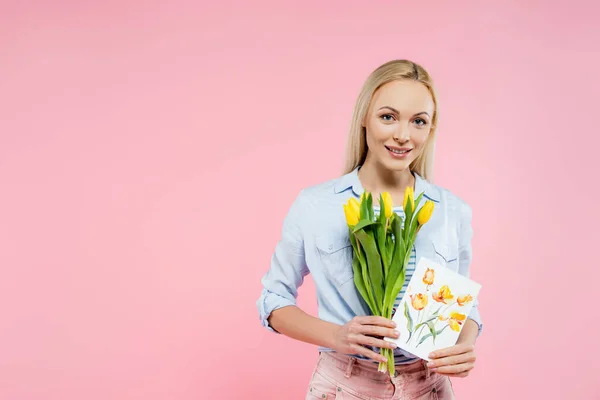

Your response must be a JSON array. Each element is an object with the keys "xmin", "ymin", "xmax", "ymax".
[{"xmin": 357, "ymin": 158, "xmax": 415, "ymax": 200}]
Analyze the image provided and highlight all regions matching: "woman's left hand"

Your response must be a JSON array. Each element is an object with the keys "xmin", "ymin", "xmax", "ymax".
[{"xmin": 426, "ymin": 343, "xmax": 477, "ymax": 378}]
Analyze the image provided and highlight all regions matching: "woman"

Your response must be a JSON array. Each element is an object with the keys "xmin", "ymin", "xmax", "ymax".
[{"xmin": 256, "ymin": 59, "xmax": 482, "ymax": 399}]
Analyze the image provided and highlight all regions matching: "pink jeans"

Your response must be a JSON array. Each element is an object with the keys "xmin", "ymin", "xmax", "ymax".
[{"xmin": 306, "ymin": 352, "xmax": 454, "ymax": 400}]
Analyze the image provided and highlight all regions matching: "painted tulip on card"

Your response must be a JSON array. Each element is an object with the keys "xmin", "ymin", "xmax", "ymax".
[
  {"xmin": 410, "ymin": 293, "xmax": 428, "ymax": 310},
  {"xmin": 457, "ymin": 294, "xmax": 473, "ymax": 306},
  {"xmin": 422, "ymin": 268, "xmax": 435, "ymax": 286},
  {"xmin": 447, "ymin": 312, "xmax": 466, "ymax": 331},
  {"xmin": 432, "ymin": 285, "xmax": 454, "ymax": 304}
]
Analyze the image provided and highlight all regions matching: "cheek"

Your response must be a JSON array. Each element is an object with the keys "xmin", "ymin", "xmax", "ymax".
[
  {"xmin": 367, "ymin": 121, "xmax": 395, "ymax": 143},
  {"xmin": 411, "ymin": 128, "xmax": 431, "ymax": 148}
]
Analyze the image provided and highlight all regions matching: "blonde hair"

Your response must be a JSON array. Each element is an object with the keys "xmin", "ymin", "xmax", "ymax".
[{"xmin": 343, "ymin": 59, "xmax": 439, "ymax": 181}]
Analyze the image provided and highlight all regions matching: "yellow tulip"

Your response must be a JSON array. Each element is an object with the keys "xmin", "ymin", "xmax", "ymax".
[
  {"xmin": 448, "ymin": 312, "xmax": 466, "ymax": 332},
  {"xmin": 422, "ymin": 268, "xmax": 435, "ymax": 285},
  {"xmin": 348, "ymin": 197, "xmax": 360, "ymax": 216},
  {"xmin": 381, "ymin": 192, "xmax": 393, "ymax": 219},
  {"xmin": 403, "ymin": 186, "xmax": 414, "ymax": 212},
  {"xmin": 432, "ymin": 285, "xmax": 454, "ymax": 304},
  {"xmin": 343, "ymin": 198, "xmax": 360, "ymax": 226},
  {"xmin": 410, "ymin": 293, "xmax": 428, "ymax": 311},
  {"xmin": 417, "ymin": 200, "xmax": 434, "ymax": 225},
  {"xmin": 457, "ymin": 294, "xmax": 473, "ymax": 306}
]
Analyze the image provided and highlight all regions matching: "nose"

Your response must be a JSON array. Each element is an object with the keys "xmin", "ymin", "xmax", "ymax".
[{"xmin": 393, "ymin": 124, "xmax": 410, "ymax": 143}]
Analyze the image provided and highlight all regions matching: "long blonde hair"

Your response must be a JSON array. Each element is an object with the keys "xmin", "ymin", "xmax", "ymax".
[{"xmin": 343, "ymin": 59, "xmax": 439, "ymax": 181}]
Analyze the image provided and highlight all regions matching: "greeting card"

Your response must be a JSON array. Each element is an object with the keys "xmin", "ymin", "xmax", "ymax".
[{"xmin": 385, "ymin": 257, "xmax": 482, "ymax": 362}]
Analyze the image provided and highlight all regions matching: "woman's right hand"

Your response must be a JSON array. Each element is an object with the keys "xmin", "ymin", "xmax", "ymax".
[{"xmin": 332, "ymin": 316, "xmax": 400, "ymax": 363}]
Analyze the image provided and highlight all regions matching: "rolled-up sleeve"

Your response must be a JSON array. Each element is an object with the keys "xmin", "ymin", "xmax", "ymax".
[
  {"xmin": 458, "ymin": 202, "xmax": 483, "ymax": 336},
  {"xmin": 257, "ymin": 191, "xmax": 309, "ymax": 333}
]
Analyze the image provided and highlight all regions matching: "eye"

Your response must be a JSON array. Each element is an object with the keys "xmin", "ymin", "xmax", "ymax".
[
  {"xmin": 414, "ymin": 118, "xmax": 428, "ymax": 126},
  {"xmin": 380, "ymin": 114, "xmax": 395, "ymax": 121}
]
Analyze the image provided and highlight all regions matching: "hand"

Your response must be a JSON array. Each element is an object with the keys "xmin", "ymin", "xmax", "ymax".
[
  {"xmin": 332, "ymin": 316, "xmax": 400, "ymax": 363},
  {"xmin": 427, "ymin": 343, "xmax": 477, "ymax": 378}
]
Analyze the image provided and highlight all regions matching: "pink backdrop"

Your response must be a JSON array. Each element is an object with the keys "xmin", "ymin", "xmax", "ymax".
[{"xmin": 1, "ymin": 1, "xmax": 598, "ymax": 399}]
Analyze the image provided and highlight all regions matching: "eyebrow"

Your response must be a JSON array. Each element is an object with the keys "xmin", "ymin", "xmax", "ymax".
[{"xmin": 378, "ymin": 106, "xmax": 430, "ymax": 118}]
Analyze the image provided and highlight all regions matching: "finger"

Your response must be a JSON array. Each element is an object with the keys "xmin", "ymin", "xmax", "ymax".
[
  {"xmin": 354, "ymin": 315, "xmax": 397, "ymax": 328},
  {"xmin": 429, "ymin": 343, "xmax": 475, "ymax": 359},
  {"xmin": 354, "ymin": 333, "xmax": 398, "ymax": 350},
  {"xmin": 430, "ymin": 362, "xmax": 474, "ymax": 375},
  {"xmin": 428, "ymin": 352, "xmax": 475, "ymax": 368},
  {"xmin": 436, "ymin": 371, "xmax": 470, "ymax": 378},
  {"xmin": 356, "ymin": 324, "xmax": 400, "ymax": 340},
  {"xmin": 350, "ymin": 344, "xmax": 388, "ymax": 363}
]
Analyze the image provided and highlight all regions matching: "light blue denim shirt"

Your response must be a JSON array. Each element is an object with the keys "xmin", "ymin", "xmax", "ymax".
[{"xmin": 257, "ymin": 167, "xmax": 482, "ymax": 362}]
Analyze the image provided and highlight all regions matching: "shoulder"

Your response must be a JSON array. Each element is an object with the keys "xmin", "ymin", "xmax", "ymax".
[
  {"xmin": 426, "ymin": 180, "xmax": 472, "ymax": 222},
  {"xmin": 285, "ymin": 174, "xmax": 344, "ymax": 216},
  {"xmin": 293, "ymin": 174, "xmax": 346, "ymax": 206}
]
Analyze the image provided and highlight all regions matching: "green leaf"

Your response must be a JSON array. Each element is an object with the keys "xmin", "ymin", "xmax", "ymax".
[
  {"xmin": 385, "ymin": 235, "xmax": 394, "ymax": 268},
  {"xmin": 352, "ymin": 219, "xmax": 378, "ymax": 232},
  {"xmin": 366, "ymin": 192, "xmax": 374, "ymax": 221},
  {"xmin": 359, "ymin": 192, "xmax": 369, "ymax": 221},
  {"xmin": 374, "ymin": 221, "xmax": 388, "ymax": 281},
  {"xmin": 427, "ymin": 321, "xmax": 437, "ymax": 344},
  {"xmin": 357, "ymin": 242, "xmax": 378, "ymax": 315},
  {"xmin": 378, "ymin": 193, "xmax": 387, "ymax": 224},
  {"xmin": 352, "ymin": 255, "xmax": 376, "ymax": 314},
  {"xmin": 416, "ymin": 324, "xmax": 449, "ymax": 347},
  {"xmin": 413, "ymin": 192, "xmax": 425, "ymax": 209},
  {"xmin": 404, "ymin": 301, "xmax": 413, "ymax": 333},
  {"xmin": 383, "ymin": 216, "xmax": 408, "ymax": 317},
  {"xmin": 355, "ymin": 229, "xmax": 384, "ymax": 314}
]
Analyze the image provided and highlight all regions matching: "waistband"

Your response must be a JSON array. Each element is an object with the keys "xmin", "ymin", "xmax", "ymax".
[{"xmin": 318, "ymin": 351, "xmax": 430, "ymax": 382}]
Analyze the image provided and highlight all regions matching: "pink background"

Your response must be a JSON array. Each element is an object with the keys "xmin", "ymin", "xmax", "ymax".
[{"xmin": 1, "ymin": 1, "xmax": 598, "ymax": 399}]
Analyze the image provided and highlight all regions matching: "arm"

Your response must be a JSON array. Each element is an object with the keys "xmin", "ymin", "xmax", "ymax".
[
  {"xmin": 456, "ymin": 202, "xmax": 483, "ymax": 339},
  {"xmin": 256, "ymin": 191, "xmax": 309, "ymax": 334},
  {"xmin": 268, "ymin": 306, "xmax": 340, "ymax": 349},
  {"xmin": 428, "ymin": 201, "xmax": 481, "ymax": 377},
  {"xmin": 257, "ymin": 191, "xmax": 399, "ymax": 363}
]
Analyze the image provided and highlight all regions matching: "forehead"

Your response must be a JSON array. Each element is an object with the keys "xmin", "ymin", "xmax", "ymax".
[{"xmin": 369, "ymin": 80, "xmax": 434, "ymax": 114}]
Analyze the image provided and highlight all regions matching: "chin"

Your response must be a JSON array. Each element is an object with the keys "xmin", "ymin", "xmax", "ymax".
[{"xmin": 381, "ymin": 159, "xmax": 412, "ymax": 173}]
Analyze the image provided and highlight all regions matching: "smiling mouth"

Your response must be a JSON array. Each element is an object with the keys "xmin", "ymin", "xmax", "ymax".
[{"xmin": 385, "ymin": 146, "xmax": 412, "ymax": 155}]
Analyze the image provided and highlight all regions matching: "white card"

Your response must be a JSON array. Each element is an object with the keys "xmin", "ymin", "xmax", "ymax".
[{"xmin": 385, "ymin": 257, "xmax": 482, "ymax": 361}]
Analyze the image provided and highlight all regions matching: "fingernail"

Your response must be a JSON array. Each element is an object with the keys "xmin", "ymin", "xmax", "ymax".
[
  {"xmin": 392, "ymin": 322, "xmax": 397, "ymax": 327},
  {"xmin": 391, "ymin": 343, "xmax": 398, "ymax": 348},
  {"xmin": 394, "ymin": 330, "xmax": 400, "ymax": 337},
  {"xmin": 429, "ymin": 352, "xmax": 436, "ymax": 358}
]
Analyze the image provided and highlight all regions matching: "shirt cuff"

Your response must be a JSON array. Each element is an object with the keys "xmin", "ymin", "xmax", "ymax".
[
  {"xmin": 467, "ymin": 306, "xmax": 483, "ymax": 337},
  {"xmin": 257, "ymin": 289, "xmax": 296, "ymax": 333}
]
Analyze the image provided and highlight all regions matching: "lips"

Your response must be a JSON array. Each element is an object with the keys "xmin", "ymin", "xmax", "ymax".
[{"xmin": 385, "ymin": 145, "xmax": 412, "ymax": 155}]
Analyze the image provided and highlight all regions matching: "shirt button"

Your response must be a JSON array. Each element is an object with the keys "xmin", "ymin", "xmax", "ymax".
[
  {"xmin": 337, "ymin": 387, "xmax": 342, "ymax": 392},
  {"xmin": 321, "ymin": 394, "xmax": 326, "ymax": 398},
  {"xmin": 328, "ymin": 245, "xmax": 333, "ymax": 250}
]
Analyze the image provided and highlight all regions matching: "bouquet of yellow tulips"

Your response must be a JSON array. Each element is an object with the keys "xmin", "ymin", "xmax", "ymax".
[{"xmin": 343, "ymin": 187, "xmax": 434, "ymax": 376}]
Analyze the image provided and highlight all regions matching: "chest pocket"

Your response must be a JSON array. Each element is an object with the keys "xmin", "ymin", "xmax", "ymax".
[
  {"xmin": 432, "ymin": 240, "xmax": 459, "ymax": 271},
  {"xmin": 315, "ymin": 235, "xmax": 354, "ymax": 288}
]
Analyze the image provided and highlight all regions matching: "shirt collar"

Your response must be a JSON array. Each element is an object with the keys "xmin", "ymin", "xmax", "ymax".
[{"xmin": 334, "ymin": 166, "xmax": 440, "ymax": 203}]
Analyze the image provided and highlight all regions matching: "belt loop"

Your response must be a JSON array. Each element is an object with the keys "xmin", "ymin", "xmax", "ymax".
[
  {"xmin": 423, "ymin": 360, "xmax": 430, "ymax": 379},
  {"xmin": 344, "ymin": 357, "xmax": 356, "ymax": 378}
]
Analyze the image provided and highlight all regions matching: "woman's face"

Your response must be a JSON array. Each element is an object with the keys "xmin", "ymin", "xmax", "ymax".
[{"xmin": 363, "ymin": 80, "xmax": 435, "ymax": 172}]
